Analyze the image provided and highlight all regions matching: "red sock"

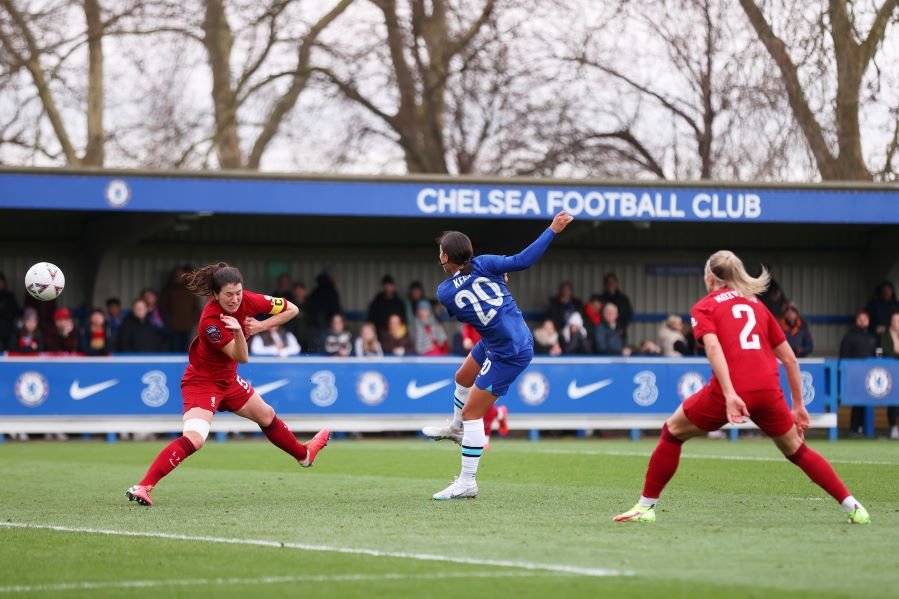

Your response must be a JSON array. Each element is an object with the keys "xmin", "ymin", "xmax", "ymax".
[
  {"xmin": 787, "ymin": 443, "xmax": 850, "ymax": 503},
  {"xmin": 483, "ymin": 405, "xmax": 498, "ymax": 435},
  {"xmin": 641, "ymin": 423, "xmax": 685, "ymax": 499},
  {"xmin": 139, "ymin": 436, "xmax": 197, "ymax": 487},
  {"xmin": 262, "ymin": 416, "xmax": 308, "ymax": 461}
]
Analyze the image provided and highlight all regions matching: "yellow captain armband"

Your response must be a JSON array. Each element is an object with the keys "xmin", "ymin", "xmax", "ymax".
[{"xmin": 268, "ymin": 297, "xmax": 286, "ymax": 315}]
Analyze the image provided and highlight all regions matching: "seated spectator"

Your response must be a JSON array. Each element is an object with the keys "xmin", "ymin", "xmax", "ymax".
[
  {"xmin": 533, "ymin": 319, "xmax": 563, "ymax": 355},
  {"xmin": 45, "ymin": 307, "xmax": 78, "ymax": 353},
  {"xmin": 321, "ymin": 313, "xmax": 353, "ymax": 357},
  {"xmin": 779, "ymin": 303, "xmax": 813, "ymax": 357},
  {"xmin": 117, "ymin": 298, "xmax": 168, "ymax": 352},
  {"xmin": 594, "ymin": 302, "xmax": 625, "ymax": 355},
  {"xmin": 81, "ymin": 308, "xmax": 112, "ymax": 356},
  {"xmin": 865, "ymin": 281, "xmax": 899, "ymax": 336},
  {"xmin": 658, "ymin": 314, "xmax": 687, "ymax": 356},
  {"xmin": 354, "ymin": 322, "xmax": 384, "ymax": 357},
  {"xmin": 250, "ymin": 324, "xmax": 300, "ymax": 357},
  {"xmin": 9, "ymin": 307, "xmax": 42, "ymax": 353},
  {"xmin": 381, "ymin": 313, "xmax": 415, "ymax": 356},
  {"xmin": 584, "ymin": 294, "xmax": 603, "ymax": 327},
  {"xmin": 840, "ymin": 310, "xmax": 878, "ymax": 436},
  {"xmin": 561, "ymin": 311, "xmax": 591, "ymax": 354},
  {"xmin": 759, "ymin": 278, "xmax": 788, "ymax": 319},
  {"xmin": 141, "ymin": 287, "xmax": 167, "ymax": 330},
  {"xmin": 461, "ymin": 322, "xmax": 481, "ymax": 353},
  {"xmin": 545, "ymin": 281, "xmax": 584, "ymax": 332},
  {"xmin": 635, "ymin": 339, "xmax": 662, "ymax": 356},
  {"xmin": 405, "ymin": 281, "xmax": 426, "ymax": 327},
  {"xmin": 413, "ymin": 300, "xmax": 449, "ymax": 356},
  {"xmin": 599, "ymin": 273, "xmax": 633, "ymax": 337},
  {"xmin": 880, "ymin": 311, "xmax": 899, "ymax": 439},
  {"xmin": 105, "ymin": 297, "xmax": 125, "ymax": 339},
  {"xmin": 0, "ymin": 272, "xmax": 18, "ymax": 351},
  {"xmin": 368, "ymin": 274, "xmax": 406, "ymax": 333}
]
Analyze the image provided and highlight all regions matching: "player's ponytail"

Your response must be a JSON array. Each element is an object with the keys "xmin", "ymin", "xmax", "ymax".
[
  {"xmin": 705, "ymin": 250, "xmax": 769, "ymax": 298},
  {"xmin": 184, "ymin": 262, "xmax": 243, "ymax": 297},
  {"xmin": 438, "ymin": 231, "xmax": 474, "ymax": 275}
]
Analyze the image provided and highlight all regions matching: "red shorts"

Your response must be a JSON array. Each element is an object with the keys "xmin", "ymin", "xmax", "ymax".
[
  {"xmin": 682, "ymin": 385, "xmax": 795, "ymax": 438},
  {"xmin": 181, "ymin": 372, "xmax": 255, "ymax": 414}
]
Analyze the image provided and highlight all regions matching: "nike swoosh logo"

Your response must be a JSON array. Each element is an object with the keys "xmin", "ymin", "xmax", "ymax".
[
  {"xmin": 406, "ymin": 379, "xmax": 452, "ymax": 400},
  {"xmin": 254, "ymin": 379, "xmax": 290, "ymax": 396},
  {"xmin": 70, "ymin": 379, "xmax": 119, "ymax": 400},
  {"xmin": 567, "ymin": 378, "xmax": 613, "ymax": 400}
]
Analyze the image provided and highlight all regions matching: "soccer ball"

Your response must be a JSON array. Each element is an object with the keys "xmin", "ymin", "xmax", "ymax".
[{"xmin": 25, "ymin": 262, "xmax": 65, "ymax": 301}]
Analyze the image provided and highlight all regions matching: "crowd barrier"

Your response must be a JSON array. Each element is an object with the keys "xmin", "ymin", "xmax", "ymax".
[{"xmin": 0, "ymin": 355, "xmax": 859, "ymax": 441}]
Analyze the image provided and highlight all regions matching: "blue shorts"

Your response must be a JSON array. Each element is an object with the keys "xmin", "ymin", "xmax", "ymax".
[{"xmin": 470, "ymin": 341, "xmax": 533, "ymax": 397}]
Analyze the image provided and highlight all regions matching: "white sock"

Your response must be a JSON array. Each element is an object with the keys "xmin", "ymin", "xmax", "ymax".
[
  {"xmin": 460, "ymin": 418, "xmax": 486, "ymax": 482},
  {"xmin": 452, "ymin": 383, "xmax": 471, "ymax": 429},
  {"xmin": 638, "ymin": 495, "xmax": 657, "ymax": 508},
  {"xmin": 840, "ymin": 495, "xmax": 861, "ymax": 513}
]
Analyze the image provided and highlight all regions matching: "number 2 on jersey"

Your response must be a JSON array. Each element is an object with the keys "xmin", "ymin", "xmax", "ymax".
[
  {"xmin": 732, "ymin": 304, "xmax": 761, "ymax": 350},
  {"xmin": 455, "ymin": 277, "xmax": 504, "ymax": 326}
]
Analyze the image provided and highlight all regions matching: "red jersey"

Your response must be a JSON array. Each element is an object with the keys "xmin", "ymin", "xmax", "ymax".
[
  {"xmin": 186, "ymin": 290, "xmax": 287, "ymax": 382},
  {"xmin": 691, "ymin": 287, "xmax": 786, "ymax": 393}
]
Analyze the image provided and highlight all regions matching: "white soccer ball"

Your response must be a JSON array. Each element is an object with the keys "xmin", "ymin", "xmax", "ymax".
[{"xmin": 25, "ymin": 262, "xmax": 65, "ymax": 301}]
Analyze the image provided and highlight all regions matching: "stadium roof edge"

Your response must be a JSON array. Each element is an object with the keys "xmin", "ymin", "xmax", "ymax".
[{"xmin": 1, "ymin": 164, "xmax": 896, "ymax": 192}]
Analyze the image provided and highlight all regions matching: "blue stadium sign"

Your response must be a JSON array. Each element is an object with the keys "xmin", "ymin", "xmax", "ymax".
[{"xmin": 1, "ymin": 170, "xmax": 897, "ymax": 223}]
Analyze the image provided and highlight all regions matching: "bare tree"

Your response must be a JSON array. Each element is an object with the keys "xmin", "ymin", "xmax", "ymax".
[{"xmin": 739, "ymin": 0, "xmax": 899, "ymax": 180}]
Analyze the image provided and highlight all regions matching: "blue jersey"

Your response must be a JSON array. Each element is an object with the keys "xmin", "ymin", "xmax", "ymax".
[{"xmin": 437, "ymin": 228, "xmax": 556, "ymax": 359}]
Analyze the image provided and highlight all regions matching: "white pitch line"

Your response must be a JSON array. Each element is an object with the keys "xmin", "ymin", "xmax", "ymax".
[
  {"xmin": 0, "ymin": 522, "xmax": 629, "ymax": 579},
  {"xmin": 0, "ymin": 571, "xmax": 558, "ymax": 594}
]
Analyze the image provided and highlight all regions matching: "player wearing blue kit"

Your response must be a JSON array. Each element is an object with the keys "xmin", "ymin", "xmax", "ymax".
[{"xmin": 424, "ymin": 211, "xmax": 574, "ymax": 500}]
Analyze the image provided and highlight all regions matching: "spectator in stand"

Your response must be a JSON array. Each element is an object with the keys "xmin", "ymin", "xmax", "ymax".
[
  {"xmin": 321, "ymin": 313, "xmax": 353, "ymax": 357},
  {"xmin": 160, "ymin": 266, "xmax": 201, "ymax": 352},
  {"xmin": 412, "ymin": 299, "xmax": 449, "ymax": 356},
  {"xmin": 636, "ymin": 339, "xmax": 662, "ymax": 356},
  {"xmin": 141, "ymin": 288, "xmax": 167, "ymax": 330},
  {"xmin": 759, "ymin": 278, "xmax": 788, "ymax": 320},
  {"xmin": 117, "ymin": 298, "xmax": 168, "ymax": 353},
  {"xmin": 599, "ymin": 273, "xmax": 633, "ymax": 338},
  {"xmin": 250, "ymin": 323, "xmax": 301, "ymax": 357},
  {"xmin": 23, "ymin": 285, "xmax": 57, "ymax": 341},
  {"xmin": 45, "ymin": 307, "xmax": 78, "ymax": 352},
  {"xmin": 368, "ymin": 274, "xmax": 406, "ymax": 334},
  {"xmin": 269, "ymin": 272, "xmax": 296, "ymax": 306},
  {"xmin": 679, "ymin": 320, "xmax": 699, "ymax": 356},
  {"xmin": 405, "ymin": 281, "xmax": 426, "ymax": 327},
  {"xmin": 9, "ymin": 307, "xmax": 42, "ymax": 353},
  {"xmin": 594, "ymin": 302, "xmax": 625, "ymax": 355},
  {"xmin": 779, "ymin": 303, "xmax": 813, "ymax": 357},
  {"xmin": 381, "ymin": 313, "xmax": 415, "ymax": 356},
  {"xmin": 880, "ymin": 311, "xmax": 899, "ymax": 439},
  {"xmin": 354, "ymin": 322, "xmax": 384, "ymax": 357},
  {"xmin": 306, "ymin": 272, "xmax": 342, "ymax": 349},
  {"xmin": 105, "ymin": 298, "xmax": 125, "ymax": 340},
  {"xmin": 658, "ymin": 314, "xmax": 687, "ymax": 357},
  {"xmin": 80, "ymin": 308, "xmax": 112, "ymax": 356},
  {"xmin": 545, "ymin": 281, "xmax": 584, "ymax": 332},
  {"xmin": 561, "ymin": 311, "xmax": 591, "ymax": 354},
  {"xmin": 839, "ymin": 309, "xmax": 879, "ymax": 436},
  {"xmin": 461, "ymin": 322, "xmax": 480, "ymax": 353},
  {"xmin": 0, "ymin": 273, "xmax": 18, "ymax": 351},
  {"xmin": 583, "ymin": 294, "xmax": 603, "ymax": 349},
  {"xmin": 286, "ymin": 281, "xmax": 309, "ymax": 353},
  {"xmin": 865, "ymin": 282, "xmax": 899, "ymax": 336},
  {"xmin": 533, "ymin": 319, "xmax": 562, "ymax": 356}
]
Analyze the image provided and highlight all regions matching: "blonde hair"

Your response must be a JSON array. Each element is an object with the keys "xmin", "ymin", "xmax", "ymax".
[{"xmin": 704, "ymin": 250, "xmax": 770, "ymax": 298}]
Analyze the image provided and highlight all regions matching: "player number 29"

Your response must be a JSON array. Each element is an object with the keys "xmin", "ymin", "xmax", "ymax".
[
  {"xmin": 455, "ymin": 277, "xmax": 504, "ymax": 326},
  {"xmin": 732, "ymin": 304, "xmax": 761, "ymax": 350}
]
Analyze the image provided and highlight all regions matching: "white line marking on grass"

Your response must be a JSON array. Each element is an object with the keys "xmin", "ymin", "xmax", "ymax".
[
  {"xmin": 0, "ymin": 571, "xmax": 558, "ymax": 594},
  {"xmin": 0, "ymin": 522, "xmax": 629, "ymax": 578}
]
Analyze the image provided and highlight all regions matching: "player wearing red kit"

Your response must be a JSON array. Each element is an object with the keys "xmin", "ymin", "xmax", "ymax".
[
  {"xmin": 126, "ymin": 262, "xmax": 329, "ymax": 507},
  {"xmin": 614, "ymin": 250, "xmax": 870, "ymax": 525}
]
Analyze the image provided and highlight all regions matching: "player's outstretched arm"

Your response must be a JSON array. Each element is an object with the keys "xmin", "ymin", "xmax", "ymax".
[
  {"xmin": 774, "ymin": 340, "xmax": 809, "ymax": 430},
  {"xmin": 219, "ymin": 314, "xmax": 249, "ymax": 363},
  {"xmin": 703, "ymin": 332, "xmax": 749, "ymax": 424},
  {"xmin": 493, "ymin": 211, "xmax": 574, "ymax": 273}
]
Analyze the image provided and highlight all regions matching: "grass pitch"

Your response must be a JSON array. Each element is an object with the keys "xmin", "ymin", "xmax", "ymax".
[{"xmin": 1, "ymin": 437, "xmax": 897, "ymax": 598}]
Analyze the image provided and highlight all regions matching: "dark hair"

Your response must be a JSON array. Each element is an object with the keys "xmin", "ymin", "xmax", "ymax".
[
  {"xmin": 438, "ymin": 231, "xmax": 474, "ymax": 275},
  {"xmin": 184, "ymin": 262, "xmax": 243, "ymax": 297},
  {"xmin": 105, "ymin": 297, "xmax": 121, "ymax": 307}
]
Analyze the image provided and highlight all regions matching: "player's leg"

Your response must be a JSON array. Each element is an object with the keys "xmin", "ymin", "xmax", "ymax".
[
  {"xmin": 483, "ymin": 404, "xmax": 498, "ymax": 436},
  {"xmin": 887, "ymin": 406, "xmax": 898, "ymax": 439},
  {"xmin": 754, "ymin": 392, "xmax": 870, "ymax": 524},
  {"xmin": 126, "ymin": 406, "xmax": 211, "ymax": 507},
  {"xmin": 615, "ymin": 388, "xmax": 715, "ymax": 522},
  {"xmin": 234, "ymin": 391, "xmax": 329, "ymax": 468},
  {"xmin": 422, "ymin": 346, "xmax": 481, "ymax": 443}
]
